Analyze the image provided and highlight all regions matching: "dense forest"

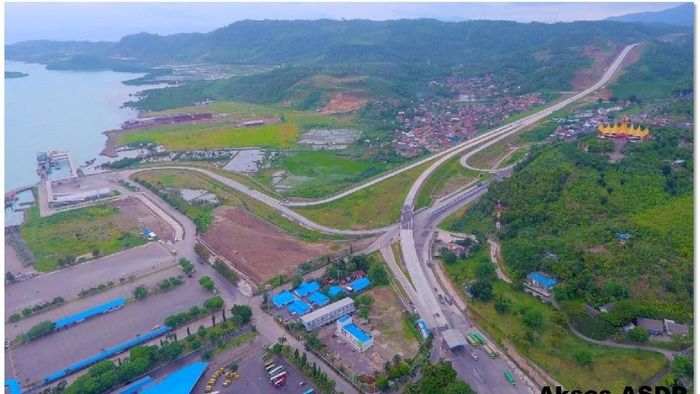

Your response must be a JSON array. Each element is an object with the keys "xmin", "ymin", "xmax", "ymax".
[
  {"xmin": 448, "ymin": 127, "xmax": 693, "ymax": 322},
  {"xmin": 7, "ymin": 19, "xmax": 688, "ymax": 110}
]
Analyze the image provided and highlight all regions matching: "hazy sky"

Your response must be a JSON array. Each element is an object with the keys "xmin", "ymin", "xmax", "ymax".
[{"xmin": 5, "ymin": 2, "xmax": 683, "ymax": 44}]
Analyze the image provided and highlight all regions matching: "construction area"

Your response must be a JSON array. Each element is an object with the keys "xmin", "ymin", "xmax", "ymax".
[{"xmin": 200, "ymin": 206, "xmax": 335, "ymax": 283}]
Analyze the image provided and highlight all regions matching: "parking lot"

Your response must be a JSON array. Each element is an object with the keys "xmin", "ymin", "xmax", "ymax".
[
  {"xmin": 9, "ymin": 275, "xmax": 211, "ymax": 385},
  {"xmin": 6, "ymin": 265, "xmax": 186, "ymax": 339},
  {"xmin": 195, "ymin": 340, "xmax": 316, "ymax": 394},
  {"xmin": 5, "ymin": 242, "xmax": 174, "ymax": 316}
]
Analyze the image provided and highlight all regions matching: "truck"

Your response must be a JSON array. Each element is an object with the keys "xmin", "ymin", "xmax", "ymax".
[
  {"xmin": 470, "ymin": 332, "xmax": 486, "ymax": 345},
  {"xmin": 504, "ymin": 370, "xmax": 516, "ymax": 386},
  {"xmin": 483, "ymin": 343, "xmax": 499, "ymax": 358},
  {"xmin": 466, "ymin": 335, "xmax": 480, "ymax": 347}
]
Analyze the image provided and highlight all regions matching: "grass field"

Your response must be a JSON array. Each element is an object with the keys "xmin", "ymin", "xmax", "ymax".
[
  {"xmin": 367, "ymin": 286, "xmax": 420, "ymax": 359},
  {"xmin": 292, "ymin": 160, "xmax": 433, "ymax": 230},
  {"xmin": 132, "ymin": 169, "xmax": 338, "ymax": 241},
  {"xmin": 259, "ymin": 150, "xmax": 393, "ymax": 198},
  {"xmin": 144, "ymin": 101, "xmax": 282, "ymax": 119},
  {"xmin": 118, "ymin": 122, "xmax": 300, "ymax": 150},
  {"xmin": 20, "ymin": 203, "xmax": 146, "ymax": 272},
  {"xmin": 415, "ymin": 155, "xmax": 481, "ymax": 208},
  {"xmin": 465, "ymin": 281, "xmax": 668, "ymax": 391}
]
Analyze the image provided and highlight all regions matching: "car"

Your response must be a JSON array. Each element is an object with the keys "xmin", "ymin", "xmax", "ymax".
[
  {"xmin": 151, "ymin": 325, "xmax": 161, "ymax": 330},
  {"xmin": 471, "ymin": 353, "xmax": 479, "ymax": 361}
]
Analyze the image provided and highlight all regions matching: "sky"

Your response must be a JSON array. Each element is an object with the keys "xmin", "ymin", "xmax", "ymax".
[{"xmin": 4, "ymin": 2, "xmax": 683, "ymax": 44}]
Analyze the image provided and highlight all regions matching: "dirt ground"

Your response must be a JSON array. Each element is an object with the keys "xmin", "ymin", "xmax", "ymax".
[
  {"xmin": 201, "ymin": 206, "xmax": 333, "ymax": 283},
  {"xmin": 320, "ymin": 92, "xmax": 367, "ymax": 114},
  {"xmin": 572, "ymin": 45, "xmax": 619, "ymax": 91},
  {"xmin": 606, "ymin": 138, "xmax": 629, "ymax": 163},
  {"xmin": 112, "ymin": 196, "xmax": 176, "ymax": 241}
]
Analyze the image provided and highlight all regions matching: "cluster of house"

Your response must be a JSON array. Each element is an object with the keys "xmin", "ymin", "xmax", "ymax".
[
  {"xmin": 391, "ymin": 89, "xmax": 543, "ymax": 157},
  {"xmin": 549, "ymin": 105, "xmax": 625, "ymax": 140},
  {"xmin": 270, "ymin": 277, "xmax": 374, "ymax": 352},
  {"xmin": 432, "ymin": 231, "xmax": 477, "ymax": 260}
]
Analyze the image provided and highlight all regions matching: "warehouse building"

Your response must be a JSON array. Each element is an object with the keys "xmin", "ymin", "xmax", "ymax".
[{"xmin": 300, "ymin": 297, "xmax": 355, "ymax": 331}]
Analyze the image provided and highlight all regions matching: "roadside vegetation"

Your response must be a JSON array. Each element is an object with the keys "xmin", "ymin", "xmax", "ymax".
[
  {"xmin": 20, "ymin": 203, "xmax": 146, "ymax": 272},
  {"xmin": 293, "ymin": 160, "xmax": 434, "ymax": 230},
  {"xmin": 415, "ymin": 155, "xmax": 481, "ymax": 208},
  {"xmin": 132, "ymin": 169, "xmax": 334, "ymax": 241}
]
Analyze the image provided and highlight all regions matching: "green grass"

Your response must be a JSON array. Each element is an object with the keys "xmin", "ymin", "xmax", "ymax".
[
  {"xmin": 501, "ymin": 148, "xmax": 527, "ymax": 167},
  {"xmin": 440, "ymin": 250, "xmax": 490, "ymax": 288},
  {"xmin": 144, "ymin": 101, "xmax": 282, "ymax": 118},
  {"xmin": 293, "ymin": 160, "xmax": 433, "ymax": 230},
  {"xmin": 611, "ymin": 81, "xmax": 681, "ymax": 101},
  {"xmin": 259, "ymin": 150, "xmax": 392, "ymax": 198},
  {"xmin": 21, "ymin": 203, "xmax": 146, "ymax": 272},
  {"xmin": 118, "ymin": 122, "xmax": 300, "ymax": 150},
  {"xmin": 466, "ymin": 281, "xmax": 668, "ymax": 392},
  {"xmin": 132, "ymin": 169, "xmax": 338, "ymax": 241},
  {"xmin": 416, "ymin": 155, "xmax": 481, "ymax": 208}
]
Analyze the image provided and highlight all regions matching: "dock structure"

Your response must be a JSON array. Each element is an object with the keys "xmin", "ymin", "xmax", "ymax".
[{"xmin": 36, "ymin": 151, "xmax": 79, "ymax": 181}]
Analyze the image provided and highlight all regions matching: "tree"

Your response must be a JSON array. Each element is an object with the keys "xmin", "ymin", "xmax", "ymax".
[
  {"xmin": 25, "ymin": 321, "xmax": 56, "ymax": 341},
  {"xmin": 199, "ymin": 276, "xmax": 215, "ymax": 292},
  {"xmin": 574, "ymin": 351, "xmax": 593, "ymax": 366},
  {"xmin": 291, "ymin": 274, "xmax": 303, "ymax": 289},
  {"xmin": 475, "ymin": 262, "xmax": 496, "ymax": 281},
  {"xmin": 194, "ymin": 243, "xmax": 210, "ymax": 261},
  {"xmin": 179, "ymin": 258, "xmax": 194, "ymax": 274},
  {"xmin": 494, "ymin": 297, "xmax": 511, "ymax": 313},
  {"xmin": 158, "ymin": 341, "xmax": 183, "ymax": 362},
  {"xmin": 522, "ymin": 309, "xmax": 544, "ymax": 328},
  {"xmin": 441, "ymin": 248, "xmax": 457, "ymax": 264},
  {"xmin": 133, "ymin": 285, "xmax": 149, "ymax": 300},
  {"xmin": 627, "ymin": 327, "xmax": 650, "ymax": 343},
  {"xmin": 231, "ymin": 304, "xmax": 252, "ymax": 325},
  {"xmin": 470, "ymin": 281, "xmax": 493, "ymax": 301},
  {"xmin": 5, "ymin": 272, "xmax": 16, "ymax": 282},
  {"xmin": 9, "ymin": 313, "xmax": 21, "ymax": 323},
  {"xmin": 204, "ymin": 296, "xmax": 224, "ymax": 311},
  {"xmin": 368, "ymin": 263, "xmax": 389, "ymax": 286}
]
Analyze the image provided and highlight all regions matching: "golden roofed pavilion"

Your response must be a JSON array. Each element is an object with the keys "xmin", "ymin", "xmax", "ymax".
[{"xmin": 597, "ymin": 116, "xmax": 650, "ymax": 140}]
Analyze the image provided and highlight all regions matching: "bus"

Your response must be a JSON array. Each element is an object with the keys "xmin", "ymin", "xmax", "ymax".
[
  {"xmin": 270, "ymin": 371, "xmax": 287, "ymax": 384},
  {"xmin": 483, "ymin": 343, "xmax": 499, "ymax": 358},
  {"xmin": 504, "ymin": 370, "xmax": 516, "ymax": 386},
  {"xmin": 265, "ymin": 363, "xmax": 277, "ymax": 374},
  {"xmin": 264, "ymin": 359, "xmax": 275, "ymax": 369},
  {"xmin": 268, "ymin": 366, "xmax": 284, "ymax": 377},
  {"xmin": 302, "ymin": 389, "xmax": 315, "ymax": 394}
]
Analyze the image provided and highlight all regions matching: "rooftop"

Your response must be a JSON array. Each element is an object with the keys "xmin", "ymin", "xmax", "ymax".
[
  {"xmin": 288, "ymin": 300, "xmax": 312, "ymax": 316},
  {"xmin": 141, "ymin": 361, "xmax": 208, "ymax": 394},
  {"xmin": 328, "ymin": 285, "xmax": 346, "ymax": 297},
  {"xmin": 55, "ymin": 297, "xmax": 126, "ymax": 329},
  {"xmin": 308, "ymin": 291, "xmax": 330, "ymax": 307},
  {"xmin": 637, "ymin": 318, "xmax": 664, "ymax": 332},
  {"xmin": 294, "ymin": 281, "xmax": 320, "ymax": 297},
  {"xmin": 271, "ymin": 291, "xmax": 296, "ymax": 308},
  {"xmin": 347, "ymin": 277, "xmax": 371, "ymax": 293},
  {"xmin": 342, "ymin": 323, "xmax": 372, "ymax": 343},
  {"xmin": 442, "ymin": 328, "xmax": 469, "ymax": 349},
  {"xmin": 301, "ymin": 297, "xmax": 354, "ymax": 324},
  {"xmin": 526, "ymin": 272, "xmax": 558, "ymax": 289}
]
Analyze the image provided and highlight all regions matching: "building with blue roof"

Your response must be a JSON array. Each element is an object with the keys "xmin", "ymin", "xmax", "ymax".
[
  {"xmin": 294, "ymin": 281, "xmax": 320, "ymax": 297},
  {"xmin": 55, "ymin": 297, "xmax": 126, "ymax": 330},
  {"xmin": 141, "ymin": 361, "xmax": 208, "ymax": 394},
  {"xmin": 288, "ymin": 300, "xmax": 312, "ymax": 316},
  {"xmin": 327, "ymin": 285, "xmax": 346, "ymax": 297},
  {"xmin": 5, "ymin": 379, "xmax": 21, "ymax": 394},
  {"xmin": 525, "ymin": 272, "xmax": 558, "ymax": 296},
  {"xmin": 346, "ymin": 277, "xmax": 371, "ymax": 293},
  {"xmin": 308, "ymin": 291, "xmax": 330, "ymax": 307},
  {"xmin": 271, "ymin": 291, "xmax": 297, "ymax": 309},
  {"xmin": 336, "ymin": 315, "xmax": 373, "ymax": 352},
  {"xmin": 117, "ymin": 376, "xmax": 152, "ymax": 394}
]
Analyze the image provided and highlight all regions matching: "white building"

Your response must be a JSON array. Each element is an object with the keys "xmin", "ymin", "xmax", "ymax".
[
  {"xmin": 300, "ymin": 297, "xmax": 355, "ymax": 331},
  {"xmin": 335, "ymin": 315, "xmax": 373, "ymax": 352}
]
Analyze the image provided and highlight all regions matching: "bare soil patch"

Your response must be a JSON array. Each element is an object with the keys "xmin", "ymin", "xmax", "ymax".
[
  {"xmin": 202, "ymin": 206, "xmax": 333, "ymax": 283},
  {"xmin": 572, "ymin": 45, "xmax": 618, "ymax": 91},
  {"xmin": 320, "ymin": 92, "xmax": 367, "ymax": 114},
  {"xmin": 112, "ymin": 196, "xmax": 176, "ymax": 241}
]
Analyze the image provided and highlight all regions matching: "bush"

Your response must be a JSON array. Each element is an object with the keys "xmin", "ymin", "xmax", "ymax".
[
  {"xmin": 9, "ymin": 314, "xmax": 21, "ymax": 323},
  {"xmin": 627, "ymin": 327, "xmax": 650, "ymax": 343},
  {"xmin": 133, "ymin": 285, "xmax": 149, "ymax": 300},
  {"xmin": 25, "ymin": 321, "xmax": 56, "ymax": 341},
  {"xmin": 199, "ymin": 276, "xmax": 215, "ymax": 292},
  {"xmin": 574, "ymin": 350, "xmax": 593, "ymax": 366},
  {"xmin": 213, "ymin": 259, "xmax": 239, "ymax": 285},
  {"xmin": 231, "ymin": 304, "xmax": 252, "ymax": 326},
  {"xmin": 204, "ymin": 296, "xmax": 225, "ymax": 311},
  {"xmin": 522, "ymin": 309, "xmax": 544, "ymax": 328},
  {"xmin": 440, "ymin": 248, "xmax": 457, "ymax": 264}
]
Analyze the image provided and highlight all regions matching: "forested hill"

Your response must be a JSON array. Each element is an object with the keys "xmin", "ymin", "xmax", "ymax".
[{"xmin": 7, "ymin": 19, "xmax": 686, "ymax": 68}]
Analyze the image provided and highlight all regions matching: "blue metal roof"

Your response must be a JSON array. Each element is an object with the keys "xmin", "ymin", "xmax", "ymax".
[
  {"xmin": 294, "ymin": 281, "xmax": 320, "ymax": 297},
  {"xmin": 44, "ymin": 326, "xmax": 172, "ymax": 383},
  {"xmin": 141, "ymin": 362, "xmax": 208, "ymax": 394},
  {"xmin": 527, "ymin": 272, "xmax": 558, "ymax": 289},
  {"xmin": 271, "ymin": 291, "xmax": 296, "ymax": 308},
  {"xmin": 337, "ymin": 315, "xmax": 351, "ymax": 323},
  {"xmin": 55, "ymin": 297, "xmax": 126, "ymax": 329},
  {"xmin": 342, "ymin": 323, "xmax": 372, "ymax": 342},
  {"xmin": 117, "ymin": 376, "xmax": 153, "ymax": 394},
  {"xmin": 288, "ymin": 300, "xmax": 312, "ymax": 316},
  {"xmin": 5, "ymin": 379, "xmax": 21, "ymax": 394},
  {"xmin": 328, "ymin": 285, "xmax": 346, "ymax": 297},
  {"xmin": 347, "ymin": 277, "xmax": 371, "ymax": 293},
  {"xmin": 308, "ymin": 291, "xmax": 330, "ymax": 307}
]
